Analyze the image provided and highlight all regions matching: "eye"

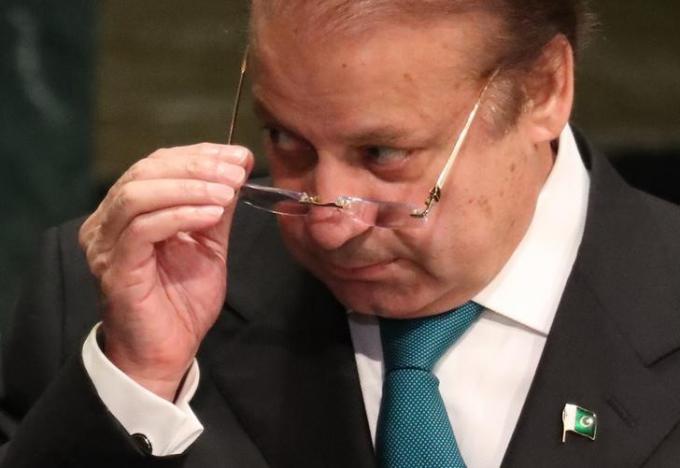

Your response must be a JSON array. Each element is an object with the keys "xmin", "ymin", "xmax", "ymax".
[
  {"xmin": 264, "ymin": 127, "xmax": 310, "ymax": 154},
  {"xmin": 262, "ymin": 126, "xmax": 316, "ymax": 173},
  {"xmin": 362, "ymin": 146, "xmax": 410, "ymax": 167}
]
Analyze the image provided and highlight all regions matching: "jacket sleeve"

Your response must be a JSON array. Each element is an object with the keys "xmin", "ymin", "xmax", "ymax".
[{"xmin": 0, "ymin": 219, "xmax": 187, "ymax": 467}]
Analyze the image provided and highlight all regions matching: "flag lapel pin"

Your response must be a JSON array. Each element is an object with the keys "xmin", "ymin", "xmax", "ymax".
[{"xmin": 562, "ymin": 403, "xmax": 597, "ymax": 443}]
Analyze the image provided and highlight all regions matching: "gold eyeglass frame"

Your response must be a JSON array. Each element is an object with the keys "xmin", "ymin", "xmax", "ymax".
[{"xmin": 227, "ymin": 45, "xmax": 498, "ymax": 222}]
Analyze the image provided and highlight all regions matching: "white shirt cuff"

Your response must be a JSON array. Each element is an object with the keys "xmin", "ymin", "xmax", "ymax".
[{"xmin": 81, "ymin": 323, "xmax": 204, "ymax": 455}]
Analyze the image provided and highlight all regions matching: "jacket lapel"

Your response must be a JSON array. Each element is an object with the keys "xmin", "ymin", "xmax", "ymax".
[
  {"xmin": 200, "ymin": 206, "xmax": 376, "ymax": 468},
  {"xmin": 503, "ymin": 136, "xmax": 680, "ymax": 466},
  {"xmin": 502, "ymin": 268, "xmax": 680, "ymax": 467}
]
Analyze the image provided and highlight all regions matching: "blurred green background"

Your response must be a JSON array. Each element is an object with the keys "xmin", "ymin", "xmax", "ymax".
[{"xmin": 2, "ymin": 1, "xmax": 679, "ymax": 329}]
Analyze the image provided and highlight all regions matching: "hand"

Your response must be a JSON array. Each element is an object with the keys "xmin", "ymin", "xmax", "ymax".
[{"xmin": 79, "ymin": 143, "xmax": 253, "ymax": 400}]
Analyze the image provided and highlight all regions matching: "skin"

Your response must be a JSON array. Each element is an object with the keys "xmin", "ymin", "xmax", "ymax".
[
  {"xmin": 80, "ymin": 9, "xmax": 574, "ymax": 400},
  {"xmin": 252, "ymin": 13, "xmax": 573, "ymax": 318},
  {"xmin": 80, "ymin": 144, "xmax": 254, "ymax": 399}
]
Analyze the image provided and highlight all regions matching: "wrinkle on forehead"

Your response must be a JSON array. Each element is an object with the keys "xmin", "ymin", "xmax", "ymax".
[
  {"xmin": 251, "ymin": 0, "xmax": 481, "ymax": 35},
  {"xmin": 248, "ymin": 20, "xmax": 484, "ymax": 146},
  {"xmin": 250, "ymin": 16, "xmax": 492, "ymax": 92},
  {"xmin": 250, "ymin": 0, "xmax": 502, "ymax": 79}
]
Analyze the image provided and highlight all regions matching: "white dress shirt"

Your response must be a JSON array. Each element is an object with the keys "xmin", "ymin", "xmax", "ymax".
[
  {"xmin": 83, "ymin": 125, "xmax": 590, "ymax": 464},
  {"xmin": 349, "ymin": 125, "xmax": 590, "ymax": 467}
]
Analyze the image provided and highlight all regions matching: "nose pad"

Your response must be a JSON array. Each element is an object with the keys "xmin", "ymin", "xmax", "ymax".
[
  {"xmin": 306, "ymin": 204, "xmax": 343, "ymax": 222},
  {"xmin": 304, "ymin": 205, "xmax": 371, "ymax": 250}
]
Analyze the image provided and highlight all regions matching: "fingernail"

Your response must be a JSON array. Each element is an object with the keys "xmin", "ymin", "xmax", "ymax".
[
  {"xmin": 224, "ymin": 146, "xmax": 248, "ymax": 163},
  {"xmin": 200, "ymin": 144, "xmax": 222, "ymax": 155},
  {"xmin": 197, "ymin": 206, "xmax": 225, "ymax": 217},
  {"xmin": 216, "ymin": 164, "xmax": 245, "ymax": 184},
  {"xmin": 236, "ymin": 148, "xmax": 249, "ymax": 162},
  {"xmin": 208, "ymin": 184, "xmax": 235, "ymax": 201},
  {"xmin": 232, "ymin": 166, "xmax": 246, "ymax": 183}
]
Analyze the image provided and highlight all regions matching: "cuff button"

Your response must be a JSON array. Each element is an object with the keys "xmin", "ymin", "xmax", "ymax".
[{"xmin": 131, "ymin": 433, "xmax": 153, "ymax": 455}]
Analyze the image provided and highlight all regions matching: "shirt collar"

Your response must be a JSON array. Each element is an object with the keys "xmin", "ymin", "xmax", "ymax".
[{"xmin": 472, "ymin": 125, "xmax": 591, "ymax": 335}]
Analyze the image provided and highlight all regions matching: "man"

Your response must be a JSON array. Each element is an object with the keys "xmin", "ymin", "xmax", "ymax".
[{"xmin": 2, "ymin": 1, "xmax": 680, "ymax": 467}]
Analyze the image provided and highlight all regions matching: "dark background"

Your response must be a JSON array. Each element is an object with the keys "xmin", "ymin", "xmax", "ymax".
[{"xmin": 1, "ymin": 1, "xmax": 679, "ymax": 329}]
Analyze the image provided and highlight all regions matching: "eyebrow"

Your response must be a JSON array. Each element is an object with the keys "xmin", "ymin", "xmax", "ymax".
[
  {"xmin": 252, "ymin": 99, "xmax": 283, "ymax": 127},
  {"xmin": 252, "ymin": 97, "xmax": 420, "ymax": 147},
  {"xmin": 343, "ymin": 127, "xmax": 407, "ymax": 146},
  {"xmin": 252, "ymin": 99, "xmax": 314, "ymax": 146}
]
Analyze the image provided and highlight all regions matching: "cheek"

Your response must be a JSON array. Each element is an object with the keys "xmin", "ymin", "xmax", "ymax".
[
  {"xmin": 277, "ymin": 217, "xmax": 306, "ymax": 255},
  {"xmin": 269, "ymin": 163, "xmax": 308, "ymax": 192},
  {"xmin": 403, "ymin": 179, "xmax": 508, "ymax": 285},
  {"xmin": 413, "ymin": 217, "xmax": 478, "ymax": 277}
]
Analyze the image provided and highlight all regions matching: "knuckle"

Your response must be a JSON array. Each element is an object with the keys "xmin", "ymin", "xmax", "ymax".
[
  {"xmin": 198, "ymin": 180, "xmax": 211, "ymax": 197},
  {"xmin": 84, "ymin": 236, "xmax": 110, "ymax": 278},
  {"xmin": 186, "ymin": 158, "xmax": 204, "ymax": 177},
  {"xmin": 168, "ymin": 206, "xmax": 185, "ymax": 223},
  {"xmin": 127, "ymin": 217, "xmax": 148, "ymax": 237},
  {"xmin": 149, "ymin": 147, "xmax": 170, "ymax": 159},
  {"xmin": 79, "ymin": 227, "xmax": 95, "ymax": 250},
  {"xmin": 188, "ymin": 157, "xmax": 221, "ymax": 179},
  {"xmin": 79, "ymin": 211, "xmax": 107, "ymax": 248},
  {"xmin": 204, "ymin": 157, "xmax": 223, "ymax": 177},
  {"xmin": 108, "ymin": 177, "xmax": 125, "ymax": 195},
  {"xmin": 196, "ymin": 142, "xmax": 214, "ymax": 153},
  {"xmin": 78, "ymin": 220, "xmax": 92, "ymax": 248},
  {"xmin": 182, "ymin": 180, "xmax": 207, "ymax": 198},
  {"xmin": 114, "ymin": 186, "xmax": 134, "ymax": 214},
  {"xmin": 126, "ymin": 160, "xmax": 148, "ymax": 181},
  {"xmin": 84, "ymin": 242, "xmax": 96, "ymax": 266},
  {"xmin": 90, "ymin": 253, "xmax": 110, "ymax": 278},
  {"xmin": 98, "ymin": 211, "xmax": 116, "ymax": 236},
  {"xmin": 100, "ymin": 270, "xmax": 116, "ymax": 296}
]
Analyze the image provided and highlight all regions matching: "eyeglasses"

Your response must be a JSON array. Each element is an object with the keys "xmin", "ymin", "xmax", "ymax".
[{"xmin": 227, "ymin": 46, "xmax": 496, "ymax": 229}]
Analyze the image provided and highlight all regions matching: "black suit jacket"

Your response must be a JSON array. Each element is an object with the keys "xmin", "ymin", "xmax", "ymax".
[{"xmin": 1, "ymin": 134, "xmax": 680, "ymax": 467}]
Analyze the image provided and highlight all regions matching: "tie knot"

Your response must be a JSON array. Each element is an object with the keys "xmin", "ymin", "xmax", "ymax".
[{"xmin": 379, "ymin": 302, "xmax": 482, "ymax": 372}]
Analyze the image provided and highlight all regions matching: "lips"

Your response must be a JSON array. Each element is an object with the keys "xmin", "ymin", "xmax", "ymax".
[{"xmin": 325, "ymin": 259, "xmax": 397, "ymax": 281}]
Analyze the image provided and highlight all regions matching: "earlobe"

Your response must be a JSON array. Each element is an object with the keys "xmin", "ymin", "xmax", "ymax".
[{"xmin": 522, "ymin": 35, "xmax": 575, "ymax": 144}]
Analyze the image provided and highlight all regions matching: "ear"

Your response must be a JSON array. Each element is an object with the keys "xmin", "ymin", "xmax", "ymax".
[{"xmin": 519, "ymin": 35, "xmax": 575, "ymax": 144}]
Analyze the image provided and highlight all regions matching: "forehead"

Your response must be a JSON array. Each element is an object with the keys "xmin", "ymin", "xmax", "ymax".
[
  {"xmin": 248, "ymin": 12, "xmax": 492, "ymax": 137},
  {"xmin": 251, "ymin": 0, "xmax": 488, "ymax": 36},
  {"xmin": 250, "ymin": 3, "xmax": 493, "ymax": 70}
]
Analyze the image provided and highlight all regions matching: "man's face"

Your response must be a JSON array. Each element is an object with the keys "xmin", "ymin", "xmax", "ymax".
[{"xmin": 250, "ymin": 12, "xmax": 553, "ymax": 318}]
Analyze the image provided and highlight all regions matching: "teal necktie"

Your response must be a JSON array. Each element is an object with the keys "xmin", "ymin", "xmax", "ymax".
[{"xmin": 376, "ymin": 302, "xmax": 483, "ymax": 468}]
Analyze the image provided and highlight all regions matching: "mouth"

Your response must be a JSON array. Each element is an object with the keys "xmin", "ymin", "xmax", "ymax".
[{"xmin": 324, "ymin": 259, "xmax": 398, "ymax": 281}]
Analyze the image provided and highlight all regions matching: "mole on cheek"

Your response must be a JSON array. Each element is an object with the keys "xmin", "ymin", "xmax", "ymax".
[{"xmin": 476, "ymin": 197, "xmax": 492, "ymax": 218}]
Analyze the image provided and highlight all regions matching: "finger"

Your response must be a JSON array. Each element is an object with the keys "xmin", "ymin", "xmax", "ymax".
[
  {"xmin": 190, "ymin": 152, "xmax": 256, "ymax": 254},
  {"xmin": 86, "ymin": 144, "xmax": 255, "ymax": 257},
  {"xmin": 113, "ymin": 205, "xmax": 226, "ymax": 273},
  {"xmin": 114, "ymin": 145, "xmax": 251, "ymax": 191},
  {"xmin": 102, "ymin": 180, "xmax": 237, "ymax": 244},
  {"xmin": 100, "ymin": 146, "xmax": 250, "ymax": 220},
  {"xmin": 149, "ymin": 142, "xmax": 249, "ymax": 163},
  {"xmin": 95, "ymin": 156, "xmax": 245, "ymax": 241},
  {"xmin": 99, "ymin": 178, "xmax": 243, "ymax": 243}
]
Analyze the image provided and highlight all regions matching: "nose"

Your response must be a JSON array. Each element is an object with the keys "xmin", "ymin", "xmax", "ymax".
[
  {"xmin": 303, "ymin": 157, "xmax": 372, "ymax": 250},
  {"xmin": 304, "ymin": 206, "xmax": 372, "ymax": 250}
]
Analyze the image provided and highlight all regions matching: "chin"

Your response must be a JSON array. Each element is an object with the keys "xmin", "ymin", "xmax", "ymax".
[{"xmin": 323, "ymin": 276, "xmax": 434, "ymax": 319}]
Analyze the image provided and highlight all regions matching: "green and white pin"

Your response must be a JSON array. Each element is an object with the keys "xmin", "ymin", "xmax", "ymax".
[{"xmin": 562, "ymin": 403, "xmax": 597, "ymax": 442}]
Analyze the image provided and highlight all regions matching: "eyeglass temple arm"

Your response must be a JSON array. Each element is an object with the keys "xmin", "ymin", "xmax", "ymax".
[
  {"xmin": 227, "ymin": 45, "xmax": 250, "ymax": 145},
  {"xmin": 412, "ymin": 70, "xmax": 499, "ymax": 219}
]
